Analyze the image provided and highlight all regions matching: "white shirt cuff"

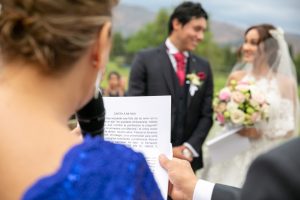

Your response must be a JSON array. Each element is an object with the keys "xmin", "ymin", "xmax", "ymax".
[
  {"xmin": 184, "ymin": 142, "xmax": 199, "ymax": 157},
  {"xmin": 193, "ymin": 180, "xmax": 215, "ymax": 200}
]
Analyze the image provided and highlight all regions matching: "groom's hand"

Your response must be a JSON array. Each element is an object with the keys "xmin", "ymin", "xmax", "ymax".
[
  {"xmin": 173, "ymin": 146, "xmax": 193, "ymax": 162},
  {"xmin": 159, "ymin": 154, "xmax": 197, "ymax": 200}
]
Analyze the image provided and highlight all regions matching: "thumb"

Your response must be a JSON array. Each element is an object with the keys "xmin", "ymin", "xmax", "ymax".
[{"xmin": 159, "ymin": 154, "xmax": 170, "ymax": 170}]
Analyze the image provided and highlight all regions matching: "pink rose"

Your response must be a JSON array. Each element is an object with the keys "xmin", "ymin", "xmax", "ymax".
[
  {"xmin": 251, "ymin": 91, "xmax": 265, "ymax": 104},
  {"xmin": 231, "ymin": 91, "xmax": 246, "ymax": 103},
  {"xmin": 216, "ymin": 113, "xmax": 225, "ymax": 124},
  {"xmin": 219, "ymin": 88, "xmax": 231, "ymax": 101}
]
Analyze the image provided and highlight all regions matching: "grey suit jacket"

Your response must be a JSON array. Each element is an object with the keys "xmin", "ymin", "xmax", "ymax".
[
  {"xmin": 128, "ymin": 44, "xmax": 214, "ymax": 170},
  {"xmin": 212, "ymin": 137, "xmax": 300, "ymax": 200}
]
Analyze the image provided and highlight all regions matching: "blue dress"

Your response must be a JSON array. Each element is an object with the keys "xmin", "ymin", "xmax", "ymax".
[{"xmin": 23, "ymin": 136, "xmax": 163, "ymax": 200}]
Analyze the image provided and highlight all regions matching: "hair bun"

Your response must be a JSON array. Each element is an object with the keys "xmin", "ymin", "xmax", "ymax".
[
  {"xmin": 0, "ymin": 8, "xmax": 36, "ymax": 41},
  {"xmin": 0, "ymin": 0, "xmax": 115, "ymax": 73}
]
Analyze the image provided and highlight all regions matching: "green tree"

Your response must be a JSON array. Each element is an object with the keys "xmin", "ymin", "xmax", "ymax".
[
  {"xmin": 193, "ymin": 25, "xmax": 237, "ymax": 74},
  {"xmin": 222, "ymin": 46, "xmax": 238, "ymax": 72},
  {"xmin": 126, "ymin": 9, "xmax": 169, "ymax": 54},
  {"xmin": 111, "ymin": 32, "xmax": 130, "ymax": 66},
  {"xmin": 111, "ymin": 32, "xmax": 126, "ymax": 57},
  {"xmin": 124, "ymin": 8, "xmax": 237, "ymax": 76},
  {"xmin": 294, "ymin": 53, "xmax": 300, "ymax": 84},
  {"xmin": 194, "ymin": 30, "xmax": 223, "ymax": 70}
]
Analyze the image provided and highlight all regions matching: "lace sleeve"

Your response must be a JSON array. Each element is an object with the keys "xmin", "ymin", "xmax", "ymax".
[{"xmin": 260, "ymin": 98, "xmax": 294, "ymax": 138}]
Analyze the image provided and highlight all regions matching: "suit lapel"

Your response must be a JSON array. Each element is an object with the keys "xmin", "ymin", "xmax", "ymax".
[{"xmin": 158, "ymin": 45, "xmax": 177, "ymax": 97}]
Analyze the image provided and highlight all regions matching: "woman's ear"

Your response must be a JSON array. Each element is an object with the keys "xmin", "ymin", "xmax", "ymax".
[{"xmin": 92, "ymin": 22, "xmax": 112, "ymax": 72}]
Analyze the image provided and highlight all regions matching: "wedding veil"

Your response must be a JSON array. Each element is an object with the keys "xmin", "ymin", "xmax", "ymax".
[{"xmin": 230, "ymin": 27, "xmax": 299, "ymax": 137}]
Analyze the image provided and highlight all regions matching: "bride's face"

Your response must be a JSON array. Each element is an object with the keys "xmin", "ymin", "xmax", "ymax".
[{"xmin": 242, "ymin": 29, "xmax": 260, "ymax": 63}]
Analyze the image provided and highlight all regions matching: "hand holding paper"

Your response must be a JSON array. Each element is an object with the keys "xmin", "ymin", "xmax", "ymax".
[{"xmin": 103, "ymin": 96, "xmax": 172, "ymax": 199}]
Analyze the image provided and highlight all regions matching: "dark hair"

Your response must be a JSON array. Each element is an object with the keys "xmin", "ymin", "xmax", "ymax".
[
  {"xmin": 245, "ymin": 24, "xmax": 275, "ymax": 44},
  {"xmin": 246, "ymin": 24, "xmax": 279, "ymax": 67},
  {"xmin": 108, "ymin": 71, "xmax": 121, "ymax": 80},
  {"xmin": 168, "ymin": 1, "xmax": 208, "ymax": 35}
]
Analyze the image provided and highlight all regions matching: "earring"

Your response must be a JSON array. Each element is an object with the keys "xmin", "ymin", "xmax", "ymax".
[
  {"xmin": 92, "ymin": 60, "xmax": 98, "ymax": 67},
  {"xmin": 94, "ymin": 71, "xmax": 102, "ymax": 99}
]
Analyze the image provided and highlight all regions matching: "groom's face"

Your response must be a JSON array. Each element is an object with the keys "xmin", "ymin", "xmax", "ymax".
[{"xmin": 175, "ymin": 17, "xmax": 207, "ymax": 51}]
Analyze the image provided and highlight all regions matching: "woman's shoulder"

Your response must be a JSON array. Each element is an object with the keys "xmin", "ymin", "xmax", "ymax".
[
  {"xmin": 23, "ymin": 136, "xmax": 162, "ymax": 200},
  {"xmin": 275, "ymin": 74, "xmax": 296, "ymax": 87},
  {"xmin": 228, "ymin": 70, "xmax": 247, "ymax": 83}
]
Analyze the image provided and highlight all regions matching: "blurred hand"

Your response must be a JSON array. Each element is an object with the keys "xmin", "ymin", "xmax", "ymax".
[
  {"xmin": 159, "ymin": 155, "xmax": 197, "ymax": 200},
  {"xmin": 173, "ymin": 146, "xmax": 193, "ymax": 162},
  {"xmin": 238, "ymin": 127, "xmax": 261, "ymax": 139}
]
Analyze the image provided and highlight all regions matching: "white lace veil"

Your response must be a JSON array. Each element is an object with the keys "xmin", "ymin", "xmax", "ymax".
[{"xmin": 230, "ymin": 27, "xmax": 299, "ymax": 138}]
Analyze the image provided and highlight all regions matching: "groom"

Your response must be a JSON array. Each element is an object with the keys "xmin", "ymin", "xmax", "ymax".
[
  {"xmin": 128, "ymin": 1, "xmax": 213, "ymax": 171},
  {"xmin": 159, "ymin": 137, "xmax": 300, "ymax": 199}
]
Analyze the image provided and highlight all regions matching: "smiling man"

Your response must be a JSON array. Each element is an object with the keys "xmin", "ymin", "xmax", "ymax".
[{"xmin": 128, "ymin": 1, "xmax": 214, "ymax": 172}]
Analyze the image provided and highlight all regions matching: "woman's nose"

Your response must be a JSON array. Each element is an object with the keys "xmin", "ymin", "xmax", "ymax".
[{"xmin": 243, "ymin": 43, "xmax": 251, "ymax": 51}]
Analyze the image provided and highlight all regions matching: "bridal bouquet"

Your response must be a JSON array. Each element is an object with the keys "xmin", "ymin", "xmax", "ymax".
[{"xmin": 213, "ymin": 80, "xmax": 269, "ymax": 127}]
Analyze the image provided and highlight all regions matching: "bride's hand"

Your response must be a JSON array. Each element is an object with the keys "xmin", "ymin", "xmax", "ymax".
[
  {"xmin": 173, "ymin": 146, "xmax": 193, "ymax": 162},
  {"xmin": 238, "ymin": 127, "xmax": 261, "ymax": 139}
]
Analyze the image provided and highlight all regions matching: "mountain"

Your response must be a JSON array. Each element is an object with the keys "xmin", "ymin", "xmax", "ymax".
[
  {"xmin": 285, "ymin": 33, "xmax": 300, "ymax": 56},
  {"xmin": 210, "ymin": 21, "xmax": 300, "ymax": 55},
  {"xmin": 210, "ymin": 21, "xmax": 244, "ymax": 46},
  {"xmin": 112, "ymin": 4, "xmax": 156, "ymax": 37},
  {"xmin": 113, "ymin": 4, "xmax": 300, "ymax": 55}
]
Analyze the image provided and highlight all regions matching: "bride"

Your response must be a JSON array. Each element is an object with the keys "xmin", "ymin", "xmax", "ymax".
[{"xmin": 201, "ymin": 24, "xmax": 299, "ymax": 187}]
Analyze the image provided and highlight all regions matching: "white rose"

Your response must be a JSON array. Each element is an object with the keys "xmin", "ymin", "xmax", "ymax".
[
  {"xmin": 191, "ymin": 78, "xmax": 201, "ymax": 86},
  {"xmin": 226, "ymin": 101, "xmax": 239, "ymax": 112},
  {"xmin": 250, "ymin": 99, "xmax": 259, "ymax": 108},
  {"xmin": 251, "ymin": 91, "xmax": 266, "ymax": 104},
  {"xmin": 261, "ymin": 103, "xmax": 270, "ymax": 119},
  {"xmin": 230, "ymin": 109, "xmax": 245, "ymax": 124}
]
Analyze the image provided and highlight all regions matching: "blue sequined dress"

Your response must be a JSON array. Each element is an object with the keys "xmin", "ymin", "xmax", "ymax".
[{"xmin": 23, "ymin": 136, "xmax": 163, "ymax": 200}]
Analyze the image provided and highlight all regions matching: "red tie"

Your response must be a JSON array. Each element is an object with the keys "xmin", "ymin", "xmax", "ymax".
[{"xmin": 174, "ymin": 52, "xmax": 186, "ymax": 86}]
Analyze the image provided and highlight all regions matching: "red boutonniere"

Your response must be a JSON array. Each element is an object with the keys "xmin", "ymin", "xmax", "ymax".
[
  {"xmin": 186, "ymin": 71, "xmax": 206, "ymax": 87},
  {"xmin": 197, "ymin": 72, "xmax": 206, "ymax": 81}
]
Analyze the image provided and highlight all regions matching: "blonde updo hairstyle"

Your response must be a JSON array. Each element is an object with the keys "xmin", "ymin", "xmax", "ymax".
[{"xmin": 0, "ymin": 0, "xmax": 117, "ymax": 74}]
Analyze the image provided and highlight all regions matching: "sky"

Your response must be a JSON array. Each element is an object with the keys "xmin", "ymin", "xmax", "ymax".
[{"xmin": 120, "ymin": 0, "xmax": 300, "ymax": 35}]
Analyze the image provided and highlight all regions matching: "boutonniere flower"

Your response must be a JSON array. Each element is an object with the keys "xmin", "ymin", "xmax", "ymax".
[
  {"xmin": 186, "ymin": 71, "xmax": 206, "ymax": 87},
  {"xmin": 186, "ymin": 71, "xmax": 206, "ymax": 96}
]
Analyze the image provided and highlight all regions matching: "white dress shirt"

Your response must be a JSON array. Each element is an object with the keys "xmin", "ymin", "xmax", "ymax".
[
  {"xmin": 193, "ymin": 180, "xmax": 215, "ymax": 200},
  {"xmin": 165, "ymin": 38, "xmax": 199, "ymax": 158},
  {"xmin": 165, "ymin": 38, "xmax": 189, "ymax": 72}
]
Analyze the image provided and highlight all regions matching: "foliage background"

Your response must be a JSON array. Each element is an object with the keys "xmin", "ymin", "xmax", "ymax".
[{"xmin": 102, "ymin": 9, "xmax": 300, "ymax": 97}]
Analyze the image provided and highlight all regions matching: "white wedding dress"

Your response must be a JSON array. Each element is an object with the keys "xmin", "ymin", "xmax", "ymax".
[{"xmin": 200, "ymin": 74, "xmax": 296, "ymax": 187}]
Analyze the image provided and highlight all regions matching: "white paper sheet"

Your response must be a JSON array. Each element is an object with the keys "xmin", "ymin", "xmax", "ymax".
[
  {"xmin": 103, "ymin": 96, "xmax": 172, "ymax": 199},
  {"xmin": 206, "ymin": 126, "xmax": 251, "ymax": 165}
]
